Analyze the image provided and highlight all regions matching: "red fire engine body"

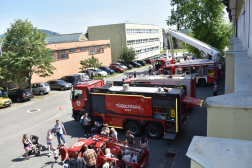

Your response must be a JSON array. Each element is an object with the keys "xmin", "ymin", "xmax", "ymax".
[
  {"xmin": 71, "ymin": 80, "xmax": 203, "ymax": 139},
  {"xmin": 67, "ymin": 134, "xmax": 149, "ymax": 168},
  {"xmin": 154, "ymin": 59, "xmax": 221, "ymax": 86},
  {"xmin": 124, "ymin": 74, "xmax": 196, "ymax": 108}
]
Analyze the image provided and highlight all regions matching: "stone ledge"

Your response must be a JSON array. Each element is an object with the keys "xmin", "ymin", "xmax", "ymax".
[{"xmin": 205, "ymin": 92, "xmax": 252, "ymax": 108}]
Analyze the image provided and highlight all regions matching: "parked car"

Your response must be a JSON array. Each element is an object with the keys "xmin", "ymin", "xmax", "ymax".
[
  {"xmin": 60, "ymin": 75, "xmax": 81, "ymax": 85},
  {"xmin": 152, "ymin": 56, "xmax": 160, "ymax": 61},
  {"xmin": 109, "ymin": 65, "xmax": 125, "ymax": 73},
  {"xmin": 8, "ymin": 89, "xmax": 33, "ymax": 103},
  {"xmin": 79, "ymin": 69, "xmax": 95, "ymax": 76},
  {"xmin": 47, "ymin": 80, "xmax": 73, "ymax": 90},
  {"xmin": 129, "ymin": 61, "xmax": 141, "ymax": 67},
  {"xmin": 110, "ymin": 62, "xmax": 127, "ymax": 70},
  {"xmin": 0, "ymin": 95, "xmax": 12, "ymax": 108},
  {"xmin": 99, "ymin": 66, "xmax": 115, "ymax": 75},
  {"xmin": 144, "ymin": 59, "xmax": 153, "ymax": 64},
  {"xmin": 73, "ymin": 73, "xmax": 90, "ymax": 81},
  {"xmin": 86, "ymin": 68, "xmax": 108, "ymax": 77},
  {"xmin": 117, "ymin": 61, "xmax": 133, "ymax": 69},
  {"xmin": 136, "ymin": 60, "xmax": 146, "ymax": 66},
  {"xmin": 25, "ymin": 82, "xmax": 50, "ymax": 95}
]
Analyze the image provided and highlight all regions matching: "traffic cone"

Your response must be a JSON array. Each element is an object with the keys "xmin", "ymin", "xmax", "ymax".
[{"xmin": 59, "ymin": 106, "xmax": 62, "ymax": 110}]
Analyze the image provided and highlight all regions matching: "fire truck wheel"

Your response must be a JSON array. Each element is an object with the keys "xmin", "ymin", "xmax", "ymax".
[
  {"xmin": 198, "ymin": 79, "xmax": 206, "ymax": 87},
  {"xmin": 145, "ymin": 123, "xmax": 163, "ymax": 139},
  {"xmin": 126, "ymin": 121, "xmax": 142, "ymax": 136}
]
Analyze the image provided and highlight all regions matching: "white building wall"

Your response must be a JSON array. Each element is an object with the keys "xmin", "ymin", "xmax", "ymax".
[
  {"xmin": 237, "ymin": 0, "xmax": 252, "ymax": 58},
  {"xmin": 125, "ymin": 24, "xmax": 160, "ymax": 60}
]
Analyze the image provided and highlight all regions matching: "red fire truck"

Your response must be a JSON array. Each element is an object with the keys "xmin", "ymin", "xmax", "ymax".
[
  {"xmin": 155, "ymin": 59, "xmax": 220, "ymax": 86},
  {"xmin": 124, "ymin": 74, "xmax": 196, "ymax": 108},
  {"xmin": 71, "ymin": 80, "xmax": 203, "ymax": 140}
]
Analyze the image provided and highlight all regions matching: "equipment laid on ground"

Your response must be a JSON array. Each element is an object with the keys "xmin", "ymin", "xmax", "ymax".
[{"xmin": 71, "ymin": 80, "xmax": 203, "ymax": 140}]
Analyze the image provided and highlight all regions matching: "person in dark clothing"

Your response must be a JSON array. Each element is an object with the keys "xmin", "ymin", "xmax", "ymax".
[
  {"xmin": 214, "ymin": 82, "xmax": 218, "ymax": 96},
  {"xmin": 125, "ymin": 130, "xmax": 135, "ymax": 146},
  {"xmin": 133, "ymin": 71, "xmax": 137, "ymax": 78},
  {"xmin": 70, "ymin": 152, "xmax": 86, "ymax": 168},
  {"xmin": 82, "ymin": 113, "xmax": 91, "ymax": 136},
  {"xmin": 116, "ymin": 153, "xmax": 126, "ymax": 168},
  {"xmin": 148, "ymin": 66, "xmax": 152, "ymax": 75}
]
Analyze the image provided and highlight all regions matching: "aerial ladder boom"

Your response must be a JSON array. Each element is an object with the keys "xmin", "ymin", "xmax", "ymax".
[{"xmin": 163, "ymin": 29, "xmax": 221, "ymax": 63}]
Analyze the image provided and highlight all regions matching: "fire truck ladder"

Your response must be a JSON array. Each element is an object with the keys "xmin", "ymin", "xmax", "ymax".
[{"xmin": 168, "ymin": 34, "xmax": 174, "ymax": 58}]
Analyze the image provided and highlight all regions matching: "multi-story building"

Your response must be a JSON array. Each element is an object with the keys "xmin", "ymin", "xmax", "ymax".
[
  {"xmin": 187, "ymin": 0, "xmax": 252, "ymax": 167},
  {"xmin": 88, "ymin": 23, "xmax": 163, "ymax": 62}
]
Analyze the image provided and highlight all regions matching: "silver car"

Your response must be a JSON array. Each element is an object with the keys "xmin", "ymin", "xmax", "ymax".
[
  {"xmin": 47, "ymin": 80, "xmax": 72, "ymax": 90},
  {"xmin": 26, "ymin": 82, "xmax": 51, "ymax": 95}
]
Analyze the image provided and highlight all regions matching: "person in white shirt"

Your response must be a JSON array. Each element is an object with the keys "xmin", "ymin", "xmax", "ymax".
[
  {"xmin": 46, "ymin": 131, "xmax": 53, "ymax": 155},
  {"xmin": 140, "ymin": 135, "xmax": 149, "ymax": 163},
  {"xmin": 110, "ymin": 128, "xmax": 118, "ymax": 140},
  {"xmin": 52, "ymin": 147, "xmax": 58, "ymax": 162},
  {"xmin": 123, "ymin": 154, "xmax": 132, "ymax": 162},
  {"xmin": 102, "ymin": 158, "xmax": 109, "ymax": 168}
]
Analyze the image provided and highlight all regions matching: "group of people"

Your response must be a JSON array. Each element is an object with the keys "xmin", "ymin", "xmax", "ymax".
[{"xmin": 22, "ymin": 116, "xmax": 149, "ymax": 168}]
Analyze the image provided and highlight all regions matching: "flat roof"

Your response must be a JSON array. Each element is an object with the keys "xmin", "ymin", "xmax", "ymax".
[
  {"xmin": 133, "ymin": 75, "xmax": 192, "ymax": 80},
  {"xmin": 109, "ymin": 86, "xmax": 180, "ymax": 94},
  {"xmin": 186, "ymin": 136, "xmax": 252, "ymax": 168},
  {"xmin": 88, "ymin": 23, "xmax": 159, "ymax": 27}
]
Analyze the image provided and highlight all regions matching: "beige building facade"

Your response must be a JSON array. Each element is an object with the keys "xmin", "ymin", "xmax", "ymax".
[
  {"xmin": 188, "ymin": 0, "xmax": 252, "ymax": 167},
  {"xmin": 88, "ymin": 23, "xmax": 163, "ymax": 62}
]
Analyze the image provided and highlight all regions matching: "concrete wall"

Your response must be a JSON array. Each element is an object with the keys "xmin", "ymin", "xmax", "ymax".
[
  {"xmin": 225, "ymin": 53, "xmax": 235, "ymax": 94},
  {"xmin": 88, "ymin": 24, "xmax": 126, "ymax": 62},
  {"xmin": 207, "ymin": 106, "xmax": 252, "ymax": 141},
  {"xmin": 191, "ymin": 160, "xmax": 204, "ymax": 168}
]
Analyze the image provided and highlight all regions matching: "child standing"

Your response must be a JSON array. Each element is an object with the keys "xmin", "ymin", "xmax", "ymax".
[
  {"xmin": 52, "ymin": 147, "xmax": 58, "ymax": 162},
  {"xmin": 102, "ymin": 158, "xmax": 109, "ymax": 168},
  {"xmin": 46, "ymin": 131, "xmax": 53, "ymax": 155},
  {"xmin": 109, "ymin": 160, "xmax": 116, "ymax": 168}
]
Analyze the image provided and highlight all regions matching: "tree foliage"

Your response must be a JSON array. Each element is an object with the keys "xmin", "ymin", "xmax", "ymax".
[
  {"xmin": 166, "ymin": 0, "xmax": 233, "ymax": 56},
  {"xmin": 80, "ymin": 55, "xmax": 102, "ymax": 70},
  {"xmin": 85, "ymin": 30, "xmax": 88, "ymax": 39},
  {"xmin": 118, "ymin": 47, "xmax": 136, "ymax": 63},
  {"xmin": 1, "ymin": 19, "xmax": 56, "ymax": 91}
]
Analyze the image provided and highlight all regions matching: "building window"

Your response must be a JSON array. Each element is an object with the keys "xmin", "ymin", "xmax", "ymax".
[
  {"xmin": 68, "ymin": 48, "xmax": 77, "ymax": 53},
  {"xmin": 103, "ymin": 44, "xmax": 109, "ymax": 48},
  {"xmin": 50, "ymin": 51, "xmax": 55, "ymax": 60},
  {"xmin": 79, "ymin": 47, "xmax": 87, "ymax": 51},
  {"xmin": 57, "ymin": 50, "xmax": 67, "ymax": 59},
  {"xmin": 96, "ymin": 45, "xmax": 103, "ymax": 53},
  {"xmin": 88, "ymin": 46, "xmax": 95, "ymax": 54}
]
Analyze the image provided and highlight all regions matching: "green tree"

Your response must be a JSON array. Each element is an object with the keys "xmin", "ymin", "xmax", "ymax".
[
  {"xmin": 2, "ymin": 19, "xmax": 56, "ymax": 91},
  {"xmin": 118, "ymin": 47, "xmax": 136, "ymax": 63},
  {"xmin": 80, "ymin": 55, "xmax": 102, "ymax": 70},
  {"xmin": 166, "ymin": 0, "xmax": 233, "ymax": 56},
  {"xmin": 85, "ymin": 30, "xmax": 88, "ymax": 39}
]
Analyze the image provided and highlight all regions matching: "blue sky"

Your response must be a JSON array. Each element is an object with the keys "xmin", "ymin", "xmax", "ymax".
[{"xmin": 0, "ymin": 0, "xmax": 228, "ymax": 35}]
